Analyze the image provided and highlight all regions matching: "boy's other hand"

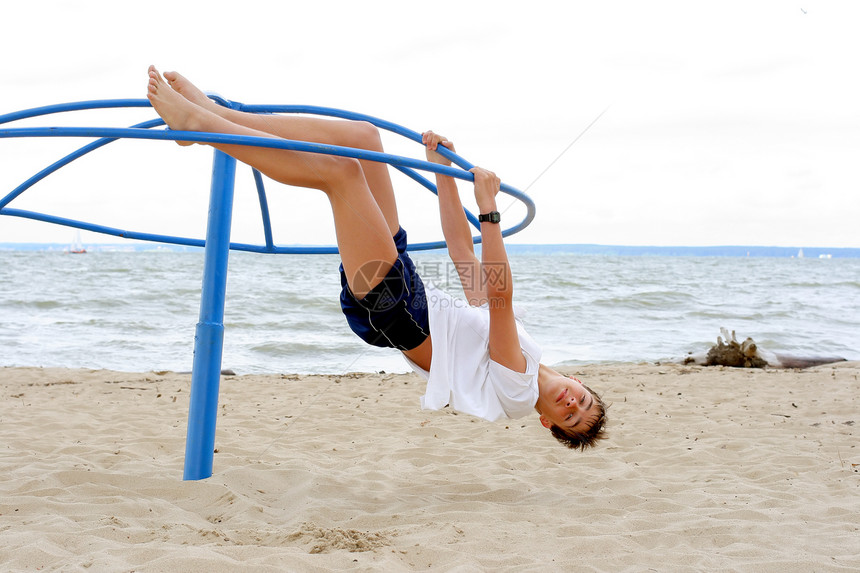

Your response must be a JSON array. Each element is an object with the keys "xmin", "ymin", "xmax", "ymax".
[{"xmin": 470, "ymin": 167, "xmax": 500, "ymax": 213}]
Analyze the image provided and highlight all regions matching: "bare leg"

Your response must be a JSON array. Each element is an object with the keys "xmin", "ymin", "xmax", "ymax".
[
  {"xmin": 163, "ymin": 71, "xmax": 401, "ymax": 236},
  {"xmin": 147, "ymin": 66, "xmax": 396, "ymax": 298}
]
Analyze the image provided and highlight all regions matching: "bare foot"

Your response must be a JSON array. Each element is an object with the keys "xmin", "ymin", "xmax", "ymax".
[
  {"xmin": 147, "ymin": 65, "xmax": 208, "ymax": 145},
  {"xmin": 163, "ymin": 70, "xmax": 221, "ymax": 114}
]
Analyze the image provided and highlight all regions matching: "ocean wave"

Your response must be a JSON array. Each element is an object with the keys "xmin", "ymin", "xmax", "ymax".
[{"xmin": 591, "ymin": 290, "xmax": 696, "ymax": 309}]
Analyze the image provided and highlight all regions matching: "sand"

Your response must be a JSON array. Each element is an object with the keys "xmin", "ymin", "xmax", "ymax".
[{"xmin": 1, "ymin": 361, "xmax": 858, "ymax": 572}]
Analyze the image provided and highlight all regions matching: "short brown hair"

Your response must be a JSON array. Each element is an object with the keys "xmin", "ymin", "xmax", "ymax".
[{"xmin": 549, "ymin": 383, "xmax": 608, "ymax": 450}]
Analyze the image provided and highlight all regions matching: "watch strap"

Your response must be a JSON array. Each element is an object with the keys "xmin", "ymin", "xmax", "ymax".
[{"xmin": 478, "ymin": 211, "xmax": 501, "ymax": 224}]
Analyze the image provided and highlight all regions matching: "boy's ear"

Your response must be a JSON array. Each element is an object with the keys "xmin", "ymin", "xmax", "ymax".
[{"xmin": 539, "ymin": 415, "xmax": 552, "ymax": 429}]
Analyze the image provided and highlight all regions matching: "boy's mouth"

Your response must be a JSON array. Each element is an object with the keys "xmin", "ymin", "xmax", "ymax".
[{"xmin": 556, "ymin": 388, "xmax": 567, "ymax": 403}]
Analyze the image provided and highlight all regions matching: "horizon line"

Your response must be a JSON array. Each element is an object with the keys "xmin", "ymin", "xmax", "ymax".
[{"xmin": 1, "ymin": 241, "xmax": 858, "ymax": 254}]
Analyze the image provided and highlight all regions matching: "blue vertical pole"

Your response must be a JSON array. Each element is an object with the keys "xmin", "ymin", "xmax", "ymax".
[{"xmin": 183, "ymin": 149, "xmax": 237, "ymax": 480}]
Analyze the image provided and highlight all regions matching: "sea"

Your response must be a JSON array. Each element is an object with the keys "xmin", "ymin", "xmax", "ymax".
[{"xmin": 1, "ymin": 247, "xmax": 858, "ymax": 375}]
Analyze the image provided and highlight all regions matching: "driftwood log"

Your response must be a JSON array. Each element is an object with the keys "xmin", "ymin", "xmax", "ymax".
[
  {"xmin": 705, "ymin": 328, "xmax": 767, "ymax": 368},
  {"xmin": 687, "ymin": 328, "xmax": 847, "ymax": 369}
]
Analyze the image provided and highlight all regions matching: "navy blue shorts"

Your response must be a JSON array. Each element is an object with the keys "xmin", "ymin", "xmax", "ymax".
[{"xmin": 339, "ymin": 227, "xmax": 430, "ymax": 351}]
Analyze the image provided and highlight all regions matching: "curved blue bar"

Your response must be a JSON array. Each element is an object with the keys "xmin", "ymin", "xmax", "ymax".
[
  {"xmin": 251, "ymin": 169, "xmax": 275, "ymax": 250},
  {"xmin": 0, "ymin": 207, "xmax": 205, "ymax": 248},
  {"xmin": 1, "ymin": 126, "xmax": 472, "ymax": 179},
  {"xmin": 0, "ymin": 98, "xmax": 153, "ymax": 126}
]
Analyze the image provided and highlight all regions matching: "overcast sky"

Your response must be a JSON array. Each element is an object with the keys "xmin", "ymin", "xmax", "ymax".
[{"xmin": 2, "ymin": 0, "xmax": 857, "ymax": 248}]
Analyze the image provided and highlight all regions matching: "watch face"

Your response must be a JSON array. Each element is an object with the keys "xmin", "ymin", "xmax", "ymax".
[{"xmin": 480, "ymin": 212, "xmax": 501, "ymax": 223}]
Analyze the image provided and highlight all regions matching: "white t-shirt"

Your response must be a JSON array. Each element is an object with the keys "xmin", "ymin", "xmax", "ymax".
[{"xmin": 404, "ymin": 283, "xmax": 542, "ymax": 422}]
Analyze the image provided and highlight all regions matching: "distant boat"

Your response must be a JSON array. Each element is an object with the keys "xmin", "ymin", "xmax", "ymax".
[
  {"xmin": 797, "ymin": 249, "xmax": 804, "ymax": 258},
  {"xmin": 819, "ymin": 253, "xmax": 832, "ymax": 259},
  {"xmin": 67, "ymin": 230, "xmax": 86, "ymax": 254}
]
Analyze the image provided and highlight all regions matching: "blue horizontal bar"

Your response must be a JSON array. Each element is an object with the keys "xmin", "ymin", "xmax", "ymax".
[
  {"xmin": 0, "ymin": 125, "xmax": 480, "ymax": 181},
  {"xmin": 0, "ymin": 99, "xmax": 153, "ymax": 126}
]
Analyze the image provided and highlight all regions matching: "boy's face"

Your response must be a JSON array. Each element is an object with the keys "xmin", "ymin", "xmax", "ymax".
[{"xmin": 535, "ymin": 375, "xmax": 599, "ymax": 434}]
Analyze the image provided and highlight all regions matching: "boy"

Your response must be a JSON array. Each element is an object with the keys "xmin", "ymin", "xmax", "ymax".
[{"xmin": 147, "ymin": 66, "xmax": 606, "ymax": 449}]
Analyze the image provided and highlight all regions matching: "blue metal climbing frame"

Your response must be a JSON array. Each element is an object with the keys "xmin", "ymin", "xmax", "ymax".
[{"xmin": 0, "ymin": 98, "xmax": 536, "ymax": 480}]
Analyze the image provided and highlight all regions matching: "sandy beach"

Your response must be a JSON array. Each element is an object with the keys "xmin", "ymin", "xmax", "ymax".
[{"xmin": 1, "ymin": 361, "xmax": 858, "ymax": 572}]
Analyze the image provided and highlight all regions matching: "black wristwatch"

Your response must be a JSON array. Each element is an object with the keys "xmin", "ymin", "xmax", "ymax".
[{"xmin": 478, "ymin": 211, "xmax": 501, "ymax": 224}]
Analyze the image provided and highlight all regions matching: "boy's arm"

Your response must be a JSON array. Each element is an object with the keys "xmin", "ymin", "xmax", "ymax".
[
  {"xmin": 422, "ymin": 131, "xmax": 486, "ymax": 306},
  {"xmin": 471, "ymin": 167, "xmax": 528, "ymax": 374}
]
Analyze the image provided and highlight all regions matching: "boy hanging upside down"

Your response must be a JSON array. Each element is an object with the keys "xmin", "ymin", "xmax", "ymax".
[{"xmin": 146, "ymin": 66, "xmax": 607, "ymax": 449}]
